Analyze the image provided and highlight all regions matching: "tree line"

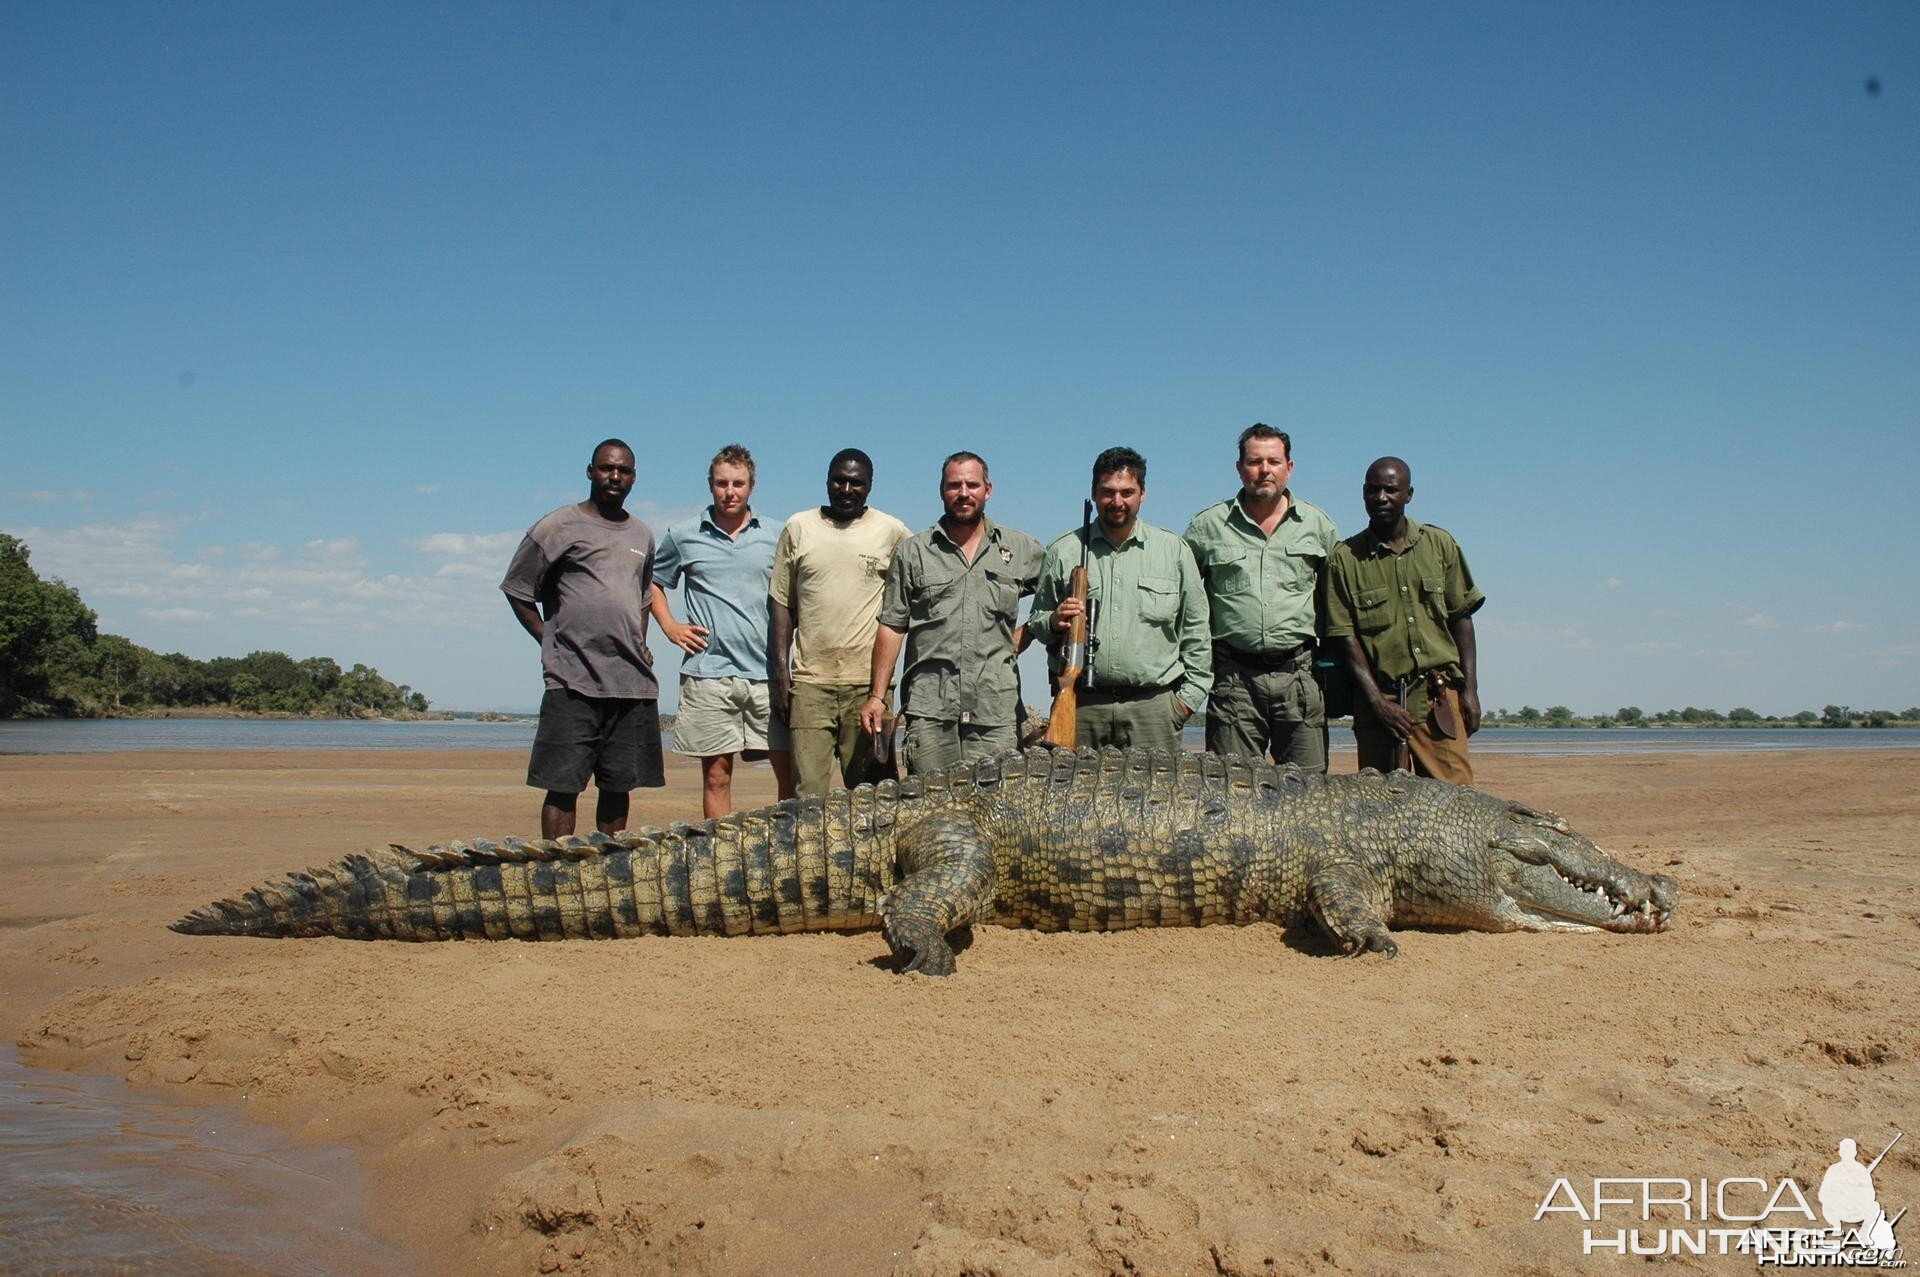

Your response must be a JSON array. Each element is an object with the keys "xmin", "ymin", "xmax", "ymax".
[
  {"xmin": 1, "ymin": 532, "xmax": 429, "ymax": 719},
  {"xmin": 1481, "ymin": 705, "xmax": 1919, "ymax": 729}
]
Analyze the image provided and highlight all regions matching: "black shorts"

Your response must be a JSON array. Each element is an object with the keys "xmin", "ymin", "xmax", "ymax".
[{"xmin": 527, "ymin": 688, "xmax": 666, "ymax": 794}]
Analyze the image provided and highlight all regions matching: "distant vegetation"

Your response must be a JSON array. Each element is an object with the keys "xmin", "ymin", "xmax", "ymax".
[
  {"xmin": 1480, "ymin": 705, "xmax": 1920, "ymax": 730},
  {"xmin": 2, "ymin": 531, "xmax": 430, "ymax": 719}
]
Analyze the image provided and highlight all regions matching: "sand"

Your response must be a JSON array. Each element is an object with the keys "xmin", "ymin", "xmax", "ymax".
[{"xmin": 3, "ymin": 746, "xmax": 1916, "ymax": 1274}]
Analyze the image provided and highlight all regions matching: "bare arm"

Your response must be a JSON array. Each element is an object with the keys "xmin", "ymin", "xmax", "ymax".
[
  {"xmin": 507, "ymin": 596, "xmax": 545, "ymax": 644},
  {"xmin": 769, "ymin": 597, "xmax": 795, "ymax": 719},
  {"xmin": 1451, "ymin": 613, "xmax": 1480, "ymax": 734},
  {"xmin": 860, "ymin": 624, "xmax": 905, "ymax": 735},
  {"xmin": 648, "ymin": 584, "xmax": 709, "ymax": 655}
]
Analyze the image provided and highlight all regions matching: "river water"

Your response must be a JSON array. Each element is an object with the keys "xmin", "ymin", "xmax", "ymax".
[
  {"xmin": 3, "ymin": 716, "xmax": 1918, "ymax": 755},
  {"xmin": 0, "ymin": 1047, "xmax": 410, "ymax": 1276}
]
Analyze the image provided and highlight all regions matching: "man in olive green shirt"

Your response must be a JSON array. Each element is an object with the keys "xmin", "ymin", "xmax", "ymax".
[
  {"xmin": 1030, "ymin": 446, "xmax": 1211, "ymax": 752},
  {"xmin": 1323, "ymin": 456, "xmax": 1485, "ymax": 783},
  {"xmin": 861, "ymin": 452, "xmax": 1044, "ymax": 774},
  {"xmin": 1185, "ymin": 423, "xmax": 1340, "ymax": 771}
]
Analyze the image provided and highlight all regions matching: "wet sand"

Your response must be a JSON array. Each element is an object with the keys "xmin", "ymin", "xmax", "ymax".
[{"xmin": 4, "ymin": 748, "xmax": 1916, "ymax": 1274}]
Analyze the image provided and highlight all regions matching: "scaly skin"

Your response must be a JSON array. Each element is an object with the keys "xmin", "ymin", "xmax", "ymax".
[{"xmin": 172, "ymin": 748, "xmax": 1678, "ymax": 974}]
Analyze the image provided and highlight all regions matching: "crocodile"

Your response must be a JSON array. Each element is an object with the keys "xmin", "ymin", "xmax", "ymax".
[{"xmin": 172, "ymin": 747, "xmax": 1676, "ymax": 974}]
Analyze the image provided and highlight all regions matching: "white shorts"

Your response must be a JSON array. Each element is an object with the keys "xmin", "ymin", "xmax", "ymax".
[{"xmin": 671, "ymin": 675, "xmax": 790, "ymax": 757}]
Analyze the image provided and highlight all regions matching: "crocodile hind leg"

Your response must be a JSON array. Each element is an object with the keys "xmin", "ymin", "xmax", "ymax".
[
  {"xmin": 880, "ymin": 810, "xmax": 998, "ymax": 976},
  {"xmin": 1305, "ymin": 859, "xmax": 1400, "ymax": 958}
]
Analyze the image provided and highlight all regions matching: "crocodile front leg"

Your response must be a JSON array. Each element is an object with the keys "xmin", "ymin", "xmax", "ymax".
[
  {"xmin": 1305, "ymin": 858, "xmax": 1400, "ymax": 958},
  {"xmin": 880, "ymin": 810, "xmax": 998, "ymax": 976}
]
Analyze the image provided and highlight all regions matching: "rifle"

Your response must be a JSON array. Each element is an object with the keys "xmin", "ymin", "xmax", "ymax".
[
  {"xmin": 1393, "ymin": 677, "xmax": 1413, "ymax": 773},
  {"xmin": 1041, "ymin": 500, "xmax": 1095, "ymax": 749}
]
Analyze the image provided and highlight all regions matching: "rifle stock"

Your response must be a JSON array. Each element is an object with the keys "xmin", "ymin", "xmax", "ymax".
[{"xmin": 1040, "ymin": 563, "xmax": 1088, "ymax": 749}]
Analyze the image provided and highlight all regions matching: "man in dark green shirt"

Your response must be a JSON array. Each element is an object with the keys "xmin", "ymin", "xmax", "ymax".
[{"xmin": 1323, "ymin": 456, "xmax": 1485, "ymax": 783}]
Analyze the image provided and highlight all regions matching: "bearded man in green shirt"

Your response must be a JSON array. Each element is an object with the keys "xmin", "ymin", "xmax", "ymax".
[
  {"xmin": 1184, "ymin": 423, "xmax": 1339, "ymax": 771},
  {"xmin": 1323, "ymin": 456, "xmax": 1485, "ymax": 783},
  {"xmin": 1030, "ymin": 447, "xmax": 1212, "ymax": 752}
]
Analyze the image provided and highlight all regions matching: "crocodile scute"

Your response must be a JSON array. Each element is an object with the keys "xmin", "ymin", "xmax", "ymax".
[{"xmin": 171, "ymin": 747, "xmax": 1677, "ymax": 974}]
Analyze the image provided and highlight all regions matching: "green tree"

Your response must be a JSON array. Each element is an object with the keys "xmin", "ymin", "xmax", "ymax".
[
  {"xmin": 1821, "ymin": 705, "xmax": 1853, "ymax": 728},
  {"xmin": 1791, "ymin": 710, "xmax": 1819, "ymax": 725},
  {"xmin": 1728, "ymin": 707, "xmax": 1760, "ymax": 723},
  {"xmin": 1545, "ymin": 705, "xmax": 1574, "ymax": 726},
  {"xmin": 1614, "ymin": 706, "xmax": 1645, "ymax": 726},
  {"xmin": 0, "ymin": 533, "xmax": 98, "ymax": 715},
  {"xmin": 1517, "ymin": 705, "xmax": 1542, "ymax": 723}
]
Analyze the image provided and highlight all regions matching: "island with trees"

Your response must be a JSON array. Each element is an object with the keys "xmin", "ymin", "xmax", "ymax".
[
  {"xmin": 2, "ymin": 532, "xmax": 433, "ymax": 719},
  {"xmin": 1475, "ymin": 704, "xmax": 1920, "ymax": 729}
]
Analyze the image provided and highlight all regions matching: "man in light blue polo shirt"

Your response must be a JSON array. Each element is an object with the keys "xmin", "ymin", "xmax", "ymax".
[{"xmin": 649, "ymin": 444, "xmax": 793, "ymax": 817}]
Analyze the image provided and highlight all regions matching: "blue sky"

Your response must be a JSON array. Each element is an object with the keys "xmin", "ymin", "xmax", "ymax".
[{"xmin": 4, "ymin": 2, "xmax": 1915, "ymax": 715}]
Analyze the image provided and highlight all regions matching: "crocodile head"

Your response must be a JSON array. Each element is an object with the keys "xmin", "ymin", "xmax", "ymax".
[{"xmin": 1482, "ymin": 801, "xmax": 1677, "ymax": 933}]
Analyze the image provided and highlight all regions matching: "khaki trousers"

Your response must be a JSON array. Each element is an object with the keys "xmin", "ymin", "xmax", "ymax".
[
  {"xmin": 1205, "ymin": 651, "xmax": 1327, "ymax": 772},
  {"xmin": 1351, "ymin": 684, "xmax": 1474, "ymax": 785},
  {"xmin": 789, "ymin": 682, "xmax": 885, "ymax": 796},
  {"xmin": 902, "ymin": 717, "xmax": 1019, "ymax": 775}
]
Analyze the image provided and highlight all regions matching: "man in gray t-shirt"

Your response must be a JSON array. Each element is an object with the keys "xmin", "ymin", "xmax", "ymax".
[{"xmin": 501, "ymin": 439, "xmax": 664, "ymax": 837}]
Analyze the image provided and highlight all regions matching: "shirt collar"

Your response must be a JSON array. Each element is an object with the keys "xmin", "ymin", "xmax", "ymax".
[
  {"xmin": 700, "ymin": 506, "xmax": 760, "ymax": 536},
  {"xmin": 1228, "ymin": 489, "xmax": 1301, "ymax": 533},
  {"xmin": 1355, "ymin": 517, "xmax": 1425, "ymax": 557},
  {"xmin": 930, "ymin": 514, "xmax": 999, "ymax": 551}
]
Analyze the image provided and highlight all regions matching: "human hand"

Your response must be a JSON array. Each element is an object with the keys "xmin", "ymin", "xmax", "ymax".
[
  {"xmin": 1374, "ymin": 699, "xmax": 1417, "ymax": 741},
  {"xmin": 663, "ymin": 619, "xmax": 709, "ymax": 654}
]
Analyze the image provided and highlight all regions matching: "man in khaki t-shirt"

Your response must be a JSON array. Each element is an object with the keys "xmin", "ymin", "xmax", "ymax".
[{"xmin": 770, "ymin": 448, "xmax": 909, "ymax": 796}]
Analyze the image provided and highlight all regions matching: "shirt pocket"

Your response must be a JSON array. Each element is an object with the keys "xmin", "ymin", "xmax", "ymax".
[
  {"xmin": 1209, "ymin": 550, "xmax": 1255, "ymax": 597},
  {"xmin": 1355, "ymin": 587, "xmax": 1396, "ymax": 634},
  {"xmin": 982, "ymin": 568, "xmax": 1022, "ymax": 626},
  {"xmin": 1137, "ymin": 575, "xmax": 1181, "ymax": 628},
  {"xmin": 1419, "ymin": 574, "xmax": 1450, "ymax": 624},
  {"xmin": 1282, "ymin": 548, "xmax": 1323, "ymax": 591},
  {"xmin": 911, "ymin": 570, "xmax": 965, "ymax": 623}
]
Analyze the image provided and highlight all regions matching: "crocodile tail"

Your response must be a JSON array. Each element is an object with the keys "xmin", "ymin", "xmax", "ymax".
[{"xmin": 169, "ymin": 788, "xmax": 895, "ymax": 942}]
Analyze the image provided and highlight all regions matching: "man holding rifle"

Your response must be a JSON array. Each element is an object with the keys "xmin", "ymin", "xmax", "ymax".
[
  {"xmin": 1323, "ymin": 456, "xmax": 1484, "ymax": 783},
  {"xmin": 1030, "ymin": 446, "xmax": 1212, "ymax": 752},
  {"xmin": 860, "ymin": 452, "xmax": 1043, "ymax": 773},
  {"xmin": 1184, "ymin": 423, "xmax": 1339, "ymax": 771}
]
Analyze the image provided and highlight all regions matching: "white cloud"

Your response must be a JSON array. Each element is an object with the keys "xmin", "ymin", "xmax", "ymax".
[
  {"xmin": 1623, "ymin": 640, "xmax": 1680, "ymax": 653},
  {"xmin": 1736, "ymin": 613, "xmax": 1778, "ymax": 630},
  {"xmin": 1805, "ymin": 620, "xmax": 1864, "ymax": 636},
  {"xmin": 1600, "ymin": 577, "xmax": 1624, "ymax": 589},
  {"xmin": 8, "ymin": 489, "xmax": 93, "ymax": 503},
  {"xmin": 413, "ymin": 531, "xmax": 520, "ymax": 557},
  {"xmin": 1692, "ymin": 648, "xmax": 1758, "ymax": 668},
  {"xmin": 15, "ymin": 515, "xmax": 529, "ymax": 645}
]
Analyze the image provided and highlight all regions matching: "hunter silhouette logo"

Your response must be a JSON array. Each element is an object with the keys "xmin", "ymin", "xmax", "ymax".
[
  {"xmin": 1532, "ymin": 1130, "xmax": 1907, "ymax": 1264},
  {"xmin": 1797, "ymin": 1134, "xmax": 1904, "ymax": 1263}
]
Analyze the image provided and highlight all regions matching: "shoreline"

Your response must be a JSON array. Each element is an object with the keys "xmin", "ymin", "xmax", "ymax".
[{"xmin": 6, "ymin": 746, "xmax": 1917, "ymax": 1274}]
